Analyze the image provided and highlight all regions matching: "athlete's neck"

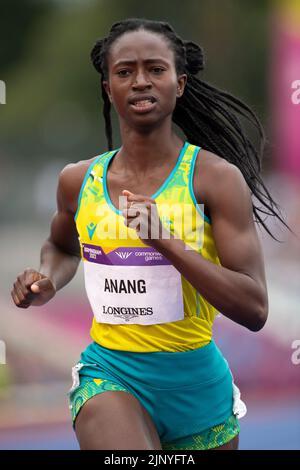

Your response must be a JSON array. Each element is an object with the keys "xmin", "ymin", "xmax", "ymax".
[{"xmin": 116, "ymin": 125, "xmax": 184, "ymax": 174}]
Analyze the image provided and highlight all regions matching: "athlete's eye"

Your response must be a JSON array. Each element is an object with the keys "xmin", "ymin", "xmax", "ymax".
[
  {"xmin": 151, "ymin": 67, "xmax": 165, "ymax": 74},
  {"xmin": 117, "ymin": 69, "xmax": 131, "ymax": 77}
]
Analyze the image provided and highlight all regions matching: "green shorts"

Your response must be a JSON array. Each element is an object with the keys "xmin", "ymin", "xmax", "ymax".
[
  {"xmin": 69, "ymin": 377, "xmax": 240, "ymax": 450},
  {"xmin": 68, "ymin": 340, "xmax": 243, "ymax": 450}
]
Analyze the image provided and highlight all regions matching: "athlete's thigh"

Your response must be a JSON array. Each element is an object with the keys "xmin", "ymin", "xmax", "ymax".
[
  {"xmin": 212, "ymin": 434, "xmax": 239, "ymax": 450},
  {"xmin": 75, "ymin": 390, "xmax": 162, "ymax": 450}
]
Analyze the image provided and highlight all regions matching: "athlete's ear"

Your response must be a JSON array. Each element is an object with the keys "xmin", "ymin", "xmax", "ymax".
[
  {"xmin": 176, "ymin": 74, "xmax": 187, "ymax": 98},
  {"xmin": 102, "ymin": 80, "xmax": 113, "ymax": 103}
]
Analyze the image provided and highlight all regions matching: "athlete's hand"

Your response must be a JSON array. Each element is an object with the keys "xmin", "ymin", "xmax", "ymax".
[
  {"xmin": 11, "ymin": 269, "xmax": 56, "ymax": 308},
  {"xmin": 121, "ymin": 190, "xmax": 172, "ymax": 248}
]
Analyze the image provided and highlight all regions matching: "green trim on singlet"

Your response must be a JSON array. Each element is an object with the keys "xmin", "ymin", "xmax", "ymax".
[
  {"xmin": 74, "ymin": 152, "xmax": 109, "ymax": 221},
  {"xmin": 188, "ymin": 145, "xmax": 211, "ymax": 224},
  {"xmin": 102, "ymin": 141, "xmax": 189, "ymax": 216},
  {"xmin": 102, "ymin": 149, "xmax": 121, "ymax": 216},
  {"xmin": 151, "ymin": 141, "xmax": 189, "ymax": 199}
]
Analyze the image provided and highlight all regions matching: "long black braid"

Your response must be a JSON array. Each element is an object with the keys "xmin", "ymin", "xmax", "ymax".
[{"xmin": 90, "ymin": 18, "xmax": 291, "ymax": 240}]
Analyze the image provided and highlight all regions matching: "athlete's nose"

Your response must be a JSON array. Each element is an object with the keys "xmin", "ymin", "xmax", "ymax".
[{"xmin": 132, "ymin": 69, "xmax": 152, "ymax": 90}]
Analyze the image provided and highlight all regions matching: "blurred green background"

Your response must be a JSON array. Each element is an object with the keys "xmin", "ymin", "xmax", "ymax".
[{"xmin": 0, "ymin": 0, "xmax": 270, "ymax": 223}]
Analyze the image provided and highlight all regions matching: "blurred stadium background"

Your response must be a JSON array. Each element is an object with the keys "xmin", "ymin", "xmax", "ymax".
[{"xmin": 0, "ymin": 0, "xmax": 299, "ymax": 450}]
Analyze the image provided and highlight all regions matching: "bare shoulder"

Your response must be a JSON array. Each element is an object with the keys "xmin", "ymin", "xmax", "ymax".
[
  {"xmin": 57, "ymin": 157, "xmax": 97, "ymax": 214},
  {"xmin": 194, "ymin": 148, "xmax": 250, "ymax": 210}
]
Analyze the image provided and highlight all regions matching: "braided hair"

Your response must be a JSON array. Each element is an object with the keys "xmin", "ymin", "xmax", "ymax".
[{"xmin": 90, "ymin": 18, "xmax": 290, "ymax": 240}]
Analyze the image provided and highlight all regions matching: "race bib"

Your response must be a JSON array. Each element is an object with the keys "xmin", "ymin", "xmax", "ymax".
[{"xmin": 82, "ymin": 244, "xmax": 185, "ymax": 325}]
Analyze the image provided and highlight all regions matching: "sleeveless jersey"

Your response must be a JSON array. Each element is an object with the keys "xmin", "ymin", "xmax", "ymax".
[{"xmin": 75, "ymin": 142, "xmax": 221, "ymax": 352}]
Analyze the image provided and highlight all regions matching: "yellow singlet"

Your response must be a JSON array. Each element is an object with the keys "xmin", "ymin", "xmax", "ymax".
[{"xmin": 75, "ymin": 142, "xmax": 221, "ymax": 352}]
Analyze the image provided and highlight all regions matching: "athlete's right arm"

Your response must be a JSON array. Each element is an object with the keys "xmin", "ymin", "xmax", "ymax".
[{"xmin": 11, "ymin": 163, "xmax": 85, "ymax": 308}]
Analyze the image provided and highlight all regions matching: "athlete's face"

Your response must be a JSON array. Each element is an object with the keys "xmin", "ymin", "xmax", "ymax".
[{"xmin": 103, "ymin": 30, "xmax": 187, "ymax": 129}]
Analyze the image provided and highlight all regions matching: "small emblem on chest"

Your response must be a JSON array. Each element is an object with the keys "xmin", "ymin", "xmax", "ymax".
[{"xmin": 87, "ymin": 222, "xmax": 97, "ymax": 240}]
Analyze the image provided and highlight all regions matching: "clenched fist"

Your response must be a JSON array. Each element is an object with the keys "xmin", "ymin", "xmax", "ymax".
[
  {"xmin": 11, "ymin": 268, "xmax": 56, "ymax": 308},
  {"xmin": 121, "ymin": 189, "xmax": 172, "ymax": 248}
]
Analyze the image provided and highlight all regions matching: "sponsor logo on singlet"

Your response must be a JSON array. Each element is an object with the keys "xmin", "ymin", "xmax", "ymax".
[
  {"xmin": 102, "ymin": 305, "xmax": 153, "ymax": 322},
  {"xmin": 87, "ymin": 222, "xmax": 97, "ymax": 241},
  {"xmin": 83, "ymin": 246, "xmax": 185, "ymax": 325}
]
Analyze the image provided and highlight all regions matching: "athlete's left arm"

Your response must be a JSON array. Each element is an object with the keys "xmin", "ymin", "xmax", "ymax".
[{"xmin": 157, "ymin": 162, "xmax": 269, "ymax": 332}]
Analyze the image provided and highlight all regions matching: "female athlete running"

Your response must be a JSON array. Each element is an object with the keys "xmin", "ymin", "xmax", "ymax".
[{"xmin": 11, "ymin": 19, "xmax": 288, "ymax": 450}]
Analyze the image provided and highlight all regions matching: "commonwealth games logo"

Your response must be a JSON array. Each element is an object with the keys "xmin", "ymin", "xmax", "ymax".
[{"xmin": 115, "ymin": 251, "xmax": 132, "ymax": 260}]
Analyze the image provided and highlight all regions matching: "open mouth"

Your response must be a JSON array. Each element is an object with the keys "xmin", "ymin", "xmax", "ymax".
[
  {"xmin": 133, "ymin": 99, "xmax": 153, "ymax": 107},
  {"xmin": 129, "ymin": 95, "xmax": 157, "ymax": 113}
]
